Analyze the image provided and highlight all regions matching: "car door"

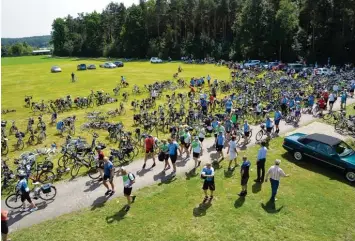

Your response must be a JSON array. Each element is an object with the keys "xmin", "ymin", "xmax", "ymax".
[
  {"xmin": 303, "ymin": 140, "xmax": 321, "ymax": 160},
  {"xmin": 314, "ymin": 143, "xmax": 346, "ymax": 170}
]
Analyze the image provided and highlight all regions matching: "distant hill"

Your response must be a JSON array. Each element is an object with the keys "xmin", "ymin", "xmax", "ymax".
[{"xmin": 1, "ymin": 35, "xmax": 51, "ymax": 48}]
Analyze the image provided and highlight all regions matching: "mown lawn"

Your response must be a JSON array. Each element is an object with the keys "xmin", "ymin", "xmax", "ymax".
[{"xmin": 10, "ymin": 138, "xmax": 355, "ymax": 241}]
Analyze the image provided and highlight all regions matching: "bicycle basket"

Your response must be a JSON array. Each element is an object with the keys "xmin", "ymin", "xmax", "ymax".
[{"xmin": 41, "ymin": 184, "xmax": 52, "ymax": 194}]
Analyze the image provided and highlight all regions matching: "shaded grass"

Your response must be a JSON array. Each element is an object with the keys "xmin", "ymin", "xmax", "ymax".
[{"xmin": 10, "ymin": 138, "xmax": 355, "ymax": 241}]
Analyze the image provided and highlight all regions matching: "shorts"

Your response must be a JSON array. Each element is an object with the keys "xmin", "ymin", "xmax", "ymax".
[
  {"xmin": 241, "ymin": 176, "xmax": 249, "ymax": 186},
  {"xmin": 202, "ymin": 180, "xmax": 215, "ymax": 191},
  {"xmin": 274, "ymin": 119, "xmax": 280, "ymax": 125},
  {"xmin": 184, "ymin": 143, "xmax": 190, "ymax": 149},
  {"xmin": 350, "ymin": 89, "xmax": 354, "ymax": 93},
  {"xmin": 170, "ymin": 154, "xmax": 177, "ymax": 164},
  {"xmin": 123, "ymin": 187, "xmax": 132, "ymax": 196},
  {"xmin": 226, "ymin": 130, "xmax": 231, "ymax": 134},
  {"xmin": 216, "ymin": 144, "xmax": 223, "ymax": 152},
  {"xmin": 266, "ymin": 127, "xmax": 273, "ymax": 133},
  {"xmin": 180, "ymin": 137, "xmax": 185, "ymax": 145},
  {"xmin": 1, "ymin": 220, "xmax": 8, "ymax": 235},
  {"xmin": 226, "ymin": 109, "xmax": 231, "ymax": 114},
  {"xmin": 21, "ymin": 191, "xmax": 32, "ymax": 203},
  {"xmin": 256, "ymin": 112, "xmax": 262, "ymax": 116},
  {"xmin": 193, "ymin": 152, "xmax": 200, "ymax": 158},
  {"xmin": 244, "ymin": 131, "xmax": 250, "ymax": 137},
  {"xmin": 230, "ymin": 152, "xmax": 237, "ymax": 160},
  {"xmin": 146, "ymin": 148, "xmax": 154, "ymax": 154},
  {"xmin": 329, "ymin": 101, "xmax": 334, "ymax": 105},
  {"xmin": 199, "ymin": 137, "xmax": 204, "ymax": 143},
  {"xmin": 103, "ymin": 174, "xmax": 113, "ymax": 182}
]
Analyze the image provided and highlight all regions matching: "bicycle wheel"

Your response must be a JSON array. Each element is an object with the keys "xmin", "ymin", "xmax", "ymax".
[
  {"xmin": 255, "ymin": 130, "xmax": 264, "ymax": 141},
  {"xmin": 5, "ymin": 193, "xmax": 23, "ymax": 209},
  {"xmin": 70, "ymin": 127, "xmax": 75, "ymax": 136},
  {"xmin": 57, "ymin": 155, "xmax": 68, "ymax": 168},
  {"xmin": 323, "ymin": 113, "xmax": 332, "ymax": 121},
  {"xmin": 70, "ymin": 164, "xmax": 81, "ymax": 178},
  {"xmin": 17, "ymin": 140, "xmax": 24, "ymax": 150},
  {"xmin": 28, "ymin": 136, "xmax": 38, "ymax": 145},
  {"xmin": 235, "ymin": 133, "xmax": 241, "ymax": 144},
  {"xmin": 124, "ymin": 152, "xmax": 134, "ymax": 163},
  {"xmin": 39, "ymin": 186, "xmax": 57, "ymax": 200},
  {"xmin": 2, "ymin": 144, "xmax": 9, "ymax": 155},
  {"xmin": 133, "ymin": 146, "xmax": 139, "ymax": 157},
  {"xmin": 38, "ymin": 132, "xmax": 46, "ymax": 143},
  {"xmin": 39, "ymin": 171, "xmax": 55, "ymax": 184},
  {"xmin": 248, "ymin": 129, "xmax": 253, "ymax": 141},
  {"xmin": 88, "ymin": 166, "xmax": 100, "ymax": 180}
]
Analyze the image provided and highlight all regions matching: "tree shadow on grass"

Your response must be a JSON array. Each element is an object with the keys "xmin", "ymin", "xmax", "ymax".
[
  {"xmin": 261, "ymin": 200, "xmax": 283, "ymax": 214},
  {"xmin": 281, "ymin": 153, "xmax": 355, "ymax": 187},
  {"xmin": 91, "ymin": 196, "xmax": 109, "ymax": 211},
  {"xmin": 252, "ymin": 182, "xmax": 262, "ymax": 193},
  {"xmin": 193, "ymin": 203, "xmax": 212, "ymax": 217},
  {"xmin": 106, "ymin": 206, "xmax": 127, "ymax": 223},
  {"xmin": 234, "ymin": 196, "xmax": 245, "ymax": 208}
]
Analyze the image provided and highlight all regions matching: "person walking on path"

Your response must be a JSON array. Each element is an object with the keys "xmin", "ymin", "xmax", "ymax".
[
  {"xmin": 159, "ymin": 139, "xmax": 170, "ymax": 171},
  {"xmin": 16, "ymin": 170, "xmax": 38, "ymax": 212},
  {"xmin": 119, "ymin": 167, "xmax": 136, "ymax": 212},
  {"xmin": 243, "ymin": 120, "xmax": 250, "ymax": 146},
  {"xmin": 226, "ymin": 135, "xmax": 238, "ymax": 171},
  {"xmin": 274, "ymin": 109, "xmax": 282, "ymax": 135},
  {"xmin": 255, "ymin": 141, "xmax": 267, "ymax": 183},
  {"xmin": 190, "ymin": 136, "xmax": 202, "ymax": 169},
  {"xmin": 143, "ymin": 135, "xmax": 156, "ymax": 169},
  {"xmin": 168, "ymin": 138, "xmax": 181, "ymax": 176},
  {"xmin": 265, "ymin": 159, "xmax": 289, "ymax": 202},
  {"xmin": 95, "ymin": 146, "xmax": 105, "ymax": 181},
  {"xmin": 328, "ymin": 91, "xmax": 336, "ymax": 111},
  {"xmin": 201, "ymin": 163, "xmax": 215, "ymax": 203},
  {"xmin": 216, "ymin": 131, "xmax": 225, "ymax": 161},
  {"xmin": 103, "ymin": 157, "xmax": 115, "ymax": 196},
  {"xmin": 1, "ymin": 209, "xmax": 10, "ymax": 241},
  {"xmin": 182, "ymin": 129, "xmax": 191, "ymax": 158},
  {"xmin": 238, "ymin": 156, "xmax": 251, "ymax": 197},
  {"xmin": 340, "ymin": 91, "xmax": 348, "ymax": 110}
]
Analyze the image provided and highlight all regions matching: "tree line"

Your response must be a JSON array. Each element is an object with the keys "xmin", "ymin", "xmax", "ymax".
[
  {"xmin": 2, "ymin": 35, "xmax": 51, "ymax": 48},
  {"xmin": 50, "ymin": 0, "xmax": 354, "ymax": 64},
  {"xmin": 1, "ymin": 42, "xmax": 34, "ymax": 57}
]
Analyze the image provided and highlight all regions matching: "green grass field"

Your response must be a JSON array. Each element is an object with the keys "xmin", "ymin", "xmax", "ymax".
[
  {"xmin": 10, "ymin": 138, "xmax": 355, "ymax": 241},
  {"xmin": 1, "ymin": 56, "xmax": 229, "ymax": 174}
]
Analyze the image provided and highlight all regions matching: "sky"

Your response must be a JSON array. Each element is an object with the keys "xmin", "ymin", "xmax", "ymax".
[{"xmin": 1, "ymin": 0, "xmax": 137, "ymax": 38}]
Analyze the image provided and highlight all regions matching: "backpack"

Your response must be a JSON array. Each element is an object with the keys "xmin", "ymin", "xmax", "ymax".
[{"xmin": 128, "ymin": 172, "xmax": 135, "ymax": 181}]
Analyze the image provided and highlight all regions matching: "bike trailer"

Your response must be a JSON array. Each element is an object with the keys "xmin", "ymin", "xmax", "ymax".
[{"xmin": 41, "ymin": 184, "xmax": 52, "ymax": 194}]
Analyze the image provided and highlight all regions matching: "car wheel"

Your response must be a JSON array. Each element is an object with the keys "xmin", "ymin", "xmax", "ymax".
[
  {"xmin": 345, "ymin": 170, "xmax": 355, "ymax": 182},
  {"xmin": 293, "ymin": 151, "xmax": 303, "ymax": 161}
]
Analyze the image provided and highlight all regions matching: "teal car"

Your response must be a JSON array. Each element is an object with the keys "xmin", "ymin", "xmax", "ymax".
[{"xmin": 283, "ymin": 133, "xmax": 355, "ymax": 182}]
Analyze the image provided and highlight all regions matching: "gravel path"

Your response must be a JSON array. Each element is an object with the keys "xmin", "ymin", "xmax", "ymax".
[{"xmin": 3, "ymin": 98, "xmax": 355, "ymax": 232}]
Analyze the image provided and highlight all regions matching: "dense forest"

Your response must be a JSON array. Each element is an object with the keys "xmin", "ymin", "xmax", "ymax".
[
  {"xmin": 50, "ymin": 0, "xmax": 354, "ymax": 64},
  {"xmin": 2, "ymin": 35, "xmax": 51, "ymax": 48}
]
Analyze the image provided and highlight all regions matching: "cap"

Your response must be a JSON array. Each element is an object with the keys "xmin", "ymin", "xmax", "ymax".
[{"xmin": 275, "ymin": 159, "xmax": 281, "ymax": 165}]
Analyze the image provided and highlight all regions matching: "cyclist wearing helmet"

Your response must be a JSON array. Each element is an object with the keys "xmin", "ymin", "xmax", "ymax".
[{"xmin": 16, "ymin": 170, "xmax": 38, "ymax": 212}]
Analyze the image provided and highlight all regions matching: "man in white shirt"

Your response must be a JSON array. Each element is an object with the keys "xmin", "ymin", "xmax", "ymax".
[
  {"xmin": 265, "ymin": 159, "xmax": 289, "ymax": 202},
  {"xmin": 226, "ymin": 135, "xmax": 238, "ymax": 171},
  {"xmin": 255, "ymin": 141, "xmax": 267, "ymax": 183},
  {"xmin": 328, "ymin": 92, "xmax": 336, "ymax": 111},
  {"xmin": 333, "ymin": 84, "xmax": 339, "ymax": 96}
]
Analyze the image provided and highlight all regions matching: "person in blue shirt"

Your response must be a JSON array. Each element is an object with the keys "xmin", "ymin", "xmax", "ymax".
[
  {"xmin": 216, "ymin": 131, "xmax": 225, "ymax": 160},
  {"xmin": 243, "ymin": 120, "xmax": 250, "ymax": 145},
  {"xmin": 340, "ymin": 91, "xmax": 347, "ymax": 110},
  {"xmin": 103, "ymin": 157, "xmax": 115, "ymax": 196},
  {"xmin": 168, "ymin": 138, "xmax": 181, "ymax": 175},
  {"xmin": 225, "ymin": 98, "xmax": 233, "ymax": 114},
  {"xmin": 190, "ymin": 78, "xmax": 195, "ymax": 87},
  {"xmin": 274, "ymin": 110, "xmax": 282, "ymax": 134},
  {"xmin": 200, "ymin": 97, "xmax": 208, "ymax": 115},
  {"xmin": 308, "ymin": 94, "xmax": 315, "ymax": 107},
  {"xmin": 295, "ymin": 101, "xmax": 301, "ymax": 117},
  {"xmin": 350, "ymin": 82, "xmax": 355, "ymax": 98},
  {"xmin": 211, "ymin": 119, "xmax": 219, "ymax": 142},
  {"xmin": 16, "ymin": 170, "xmax": 38, "ymax": 212},
  {"xmin": 280, "ymin": 95, "xmax": 288, "ymax": 114},
  {"xmin": 238, "ymin": 156, "xmax": 251, "ymax": 197},
  {"xmin": 265, "ymin": 115, "xmax": 273, "ymax": 139},
  {"xmin": 288, "ymin": 98, "xmax": 295, "ymax": 110},
  {"xmin": 255, "ymin": 141, "xmax": 267, "ymax": 183},
  {"xmin": 207, "ymin": 75, "xmax": 211, "ymax": 86},
  {"xmin": 201, "ymin": 163, "xmax": 215, "ymax": 203}
]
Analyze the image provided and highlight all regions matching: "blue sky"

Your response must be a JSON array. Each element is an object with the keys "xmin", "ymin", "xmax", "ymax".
[{"xmin": 1, "ymin": 0, "xmax": 137, "ymax": 38}]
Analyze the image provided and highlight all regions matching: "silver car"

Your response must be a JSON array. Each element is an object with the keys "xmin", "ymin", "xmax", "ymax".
[{"xmin": 51, "ymin": 66, "xmax": 62, "ymax": 73}]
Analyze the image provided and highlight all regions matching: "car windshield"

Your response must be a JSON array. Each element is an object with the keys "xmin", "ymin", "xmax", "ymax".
[{"xmin": 334, "ymin": 141, "xmax": 354, "ymax": 157}]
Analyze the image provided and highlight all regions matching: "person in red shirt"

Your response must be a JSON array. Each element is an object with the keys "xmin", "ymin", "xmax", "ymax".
[
  {"xmin": 143, "ymin": 135, "xmax": 156, "ymax": 169},
  {"xmin": 322, "ymin": 90, "xmax": 329, "ymax": 108},
  {"xmin": 209, "ymin": 94, "xmax": 215, "ymax": 112},
  {"xmin": 1, "ymin": 209, "xmax": 10, "ymax": 241},
  {"xmin": 317, "ymin": 97, "xmax": 326, "ymax": 116}
]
